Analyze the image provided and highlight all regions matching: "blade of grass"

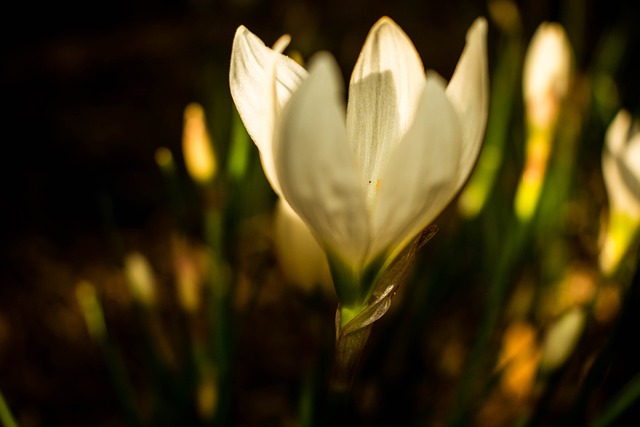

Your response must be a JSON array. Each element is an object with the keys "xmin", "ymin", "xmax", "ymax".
[{"xmin": 0, "ymin": 389, "xmax": 18, "ymax": 427}]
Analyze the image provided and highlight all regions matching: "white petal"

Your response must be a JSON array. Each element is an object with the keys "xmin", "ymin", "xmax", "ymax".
[
  {"xmin": 619, "ymin": 135, "xmax": 640, "ymax": 211},
  {"xmin": 229, "ymin": 26, "xmax": 307, "ymax": 194},
  {"xmin": 446, "ymin": 17, "xmax": 489, "ymax": 192},
  {"xmin": 346, "ymin": 17, "xmax": 426, "ymax": 207},
  {"xmin": 273, "ymin": 199, "xmax": 333, "ymax": 293},
  {"xmin": 370, "ymin": 76, "xmax": 462, "ymax": 261},
  {"xmin": 603, "ymin": 110, "xmax": 640, "ymax": 216},
  {"xmin": 274, "ymin": 53, "xmax": 370, "ymax": 266},
  {"xmin": 625, "ymin": 135, "xmax": 640, "ymax": 181},
  {"xmin": 605, "ymin": 109, "xmax": 632, "ymax": 155}
]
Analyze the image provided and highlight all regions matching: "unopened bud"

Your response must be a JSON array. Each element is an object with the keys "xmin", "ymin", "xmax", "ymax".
[
  {"xmin": 183, "ymin": 103, "xmax": 217, "ymax": 184},
  {"xmin": 523, "ymin": 22, "xmax": 572, "ymax": 130},
  {"xmin": 273, "ymin": 199, "xmax": 333, "ymax": 294}
]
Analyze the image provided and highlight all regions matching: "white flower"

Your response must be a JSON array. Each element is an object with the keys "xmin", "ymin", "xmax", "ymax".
[
  {"xmin": 230, "ymin": 17, "xmax": 488, "ymax": 308},
  {"xmin": 603, "ymin": 109, "xmax": 640, "ymax": 219},
  {"xmin": 273, "ymin": 199, "xmax": 333, "ymax": 294},
  {"xmin": 124, "ymin": 252, "xmax": 157, "ymax": 307},
  {"xmin": 600, "ymin": 109, "xmax": 640, "ymax": 274},
  {"xmin": 522, "ymin": 22, "xmax": 572, "ymax": 129}
]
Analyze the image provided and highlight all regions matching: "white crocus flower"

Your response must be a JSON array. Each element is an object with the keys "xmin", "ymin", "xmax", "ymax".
[{"xmin": 230, "ymin": 17, "xmax": 488, "ymax": 321}]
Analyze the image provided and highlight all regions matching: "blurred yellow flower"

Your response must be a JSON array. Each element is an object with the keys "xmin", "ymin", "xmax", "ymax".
[
  {"xmin": 182, "ymin": 103, "xmax": 217, "ymax": 184},
  {"xmin": 497, "ymin": 321, "xmax": 539, "ymax": 400}
]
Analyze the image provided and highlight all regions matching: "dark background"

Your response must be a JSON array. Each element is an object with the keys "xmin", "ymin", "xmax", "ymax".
[{"xmin": 1, "ymin": 0, "xmax": 640, "ymax": 425}]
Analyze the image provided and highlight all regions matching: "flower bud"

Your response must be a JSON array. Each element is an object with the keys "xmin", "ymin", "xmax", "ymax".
[
  {"xmin": 523, "ymin": 22, "xmax": 572, "ymax": 130},
  {"xmin": 273, "ymin": 199, "xmax": 333, "ymax": 294},
  {"xmin": 183, "ymin": 103, "xmax": 217, "ymax": 184}
]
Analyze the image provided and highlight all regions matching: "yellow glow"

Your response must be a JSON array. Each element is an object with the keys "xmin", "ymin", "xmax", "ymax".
[
  {"xmin": 502, "ymin": 350, "xmax": 540, "ymax": 400},
  {"xmin": 599, "ymin": 209, "xmax": 640, "ymax": 275},
  {"xmin": 523, "ymin": 22, "xmax": 572, "ymax": 130},
  {"xmin": 514, "ymin": 129, "xmax": 551, "ymax": 221},
  {"xmin": 498, "ymin": 321, "xmax": 537, "ymax": 369},
  {"xmin": 497, "ymin": 321, "xmax": 540, "ymax": 400},
  {"xmin": 183, "ymin": 103, "xmax": 217, "ymax": 184}
]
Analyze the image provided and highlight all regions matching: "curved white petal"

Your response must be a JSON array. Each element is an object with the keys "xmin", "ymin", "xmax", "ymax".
[
  {"xmin": 605, "ymin": 109, "xmax": 631, "ymax": 155},
  {"xmin": 625, "ymin": 136, "xmax": 640, "ymax": 181},
  {"xmin": 229, "ymin": 26, "xmax": 307, "ymax": 194},
  {"xmin": 445, "ymin": 17, "xmax": 489, "ymax": 192},
  {"xmin": 273, "ymin": 199, "xmax": 333, "ymax": 293},
  {"xmin": 275, "ymin": 53, "xmax": 370, "ymax": 266},
  {"xmin": 603, "ymin": 111, "xmax": 640, "ymax": 218},
  {"xmin": 346, "ymin": 16, "xmax": 426, "ymax": 207},
  {"xmin": 621, "ymin": 136, "xmax": 640, "ymax": 205},
  {"xmin": 370, "ymin": 76, "xmax": 461, "ymax": 261}
]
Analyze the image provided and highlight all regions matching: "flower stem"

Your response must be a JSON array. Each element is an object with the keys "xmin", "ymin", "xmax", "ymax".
[
  {"xmin": 330, "ymin": 320, "xmax": 371, "ymax": 394},
  {"xmin": 0, "ymin": 389, "xmax": 18, "ymax": 427}
]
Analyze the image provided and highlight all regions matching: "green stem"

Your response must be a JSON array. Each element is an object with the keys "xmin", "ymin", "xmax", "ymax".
[
  {"xmin": 448, "ymin": 221, "xmax": 528, "ymax": 426},
  {"xmin": 0, "ymin": 389, "xmax": 18, "ymax": 427}
]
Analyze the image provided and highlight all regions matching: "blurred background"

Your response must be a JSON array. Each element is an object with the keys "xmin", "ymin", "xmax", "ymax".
[{"xmin": 2, "ymin": 0, "xmax": 640, "ymax": 426}]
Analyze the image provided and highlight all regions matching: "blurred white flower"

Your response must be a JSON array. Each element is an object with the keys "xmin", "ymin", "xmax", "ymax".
[
  {"xmin": 273, "ymin": 199, "xmax": 333, "ymax": 294},
  {"xmin": 515, "ymin": 22, "xmax": 573, "ymax": 221},
  {"xmin": 230, "ymin": 17, "xmax": 488, "ymax": 318},
  {"xmin": 600, "ymin": 109, "xmax": 640, "ymax": 274},
  {"xmin": 522, "ymin": 22, "xmax": 572, "ymax": 130}
]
